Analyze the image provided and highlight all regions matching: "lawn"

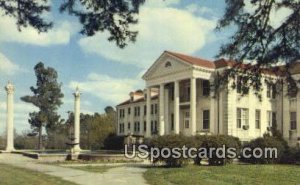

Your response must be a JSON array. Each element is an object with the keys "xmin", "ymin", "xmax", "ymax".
[
  {"xmin": 144, "ymin": 164, "xmax": 300, "ymax": 185},
  {"xmin": 69, "ymin": 165, "xmax": 115, "ymax": 173},
  {"xmin": 0, "ymin": 163, "xmax": 76, "ymax": 185}
]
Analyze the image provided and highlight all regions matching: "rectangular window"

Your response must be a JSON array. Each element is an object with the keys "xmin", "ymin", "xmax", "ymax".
[
  {"xmin": 290, "ymin": 112, "xmax": 297, "ymax": 130},
  {"xmin": 144, "ymin": 105, "xmax": 147, "ymax": 115},
  {"xmin": 237, "ymin": 108, "xmax": 249, "ymax": 128},
  {"xmin": 144, "ymin": 121, "xmax": 146, "ymax": 132},
  {"xmin": 255, "ymin": 109, "xmax": 261, "ymax": 129},
  {"xmin": 154, "ymin": 121, "xmax": 158, "ymax": 132},
  {"xmin": 119, "ymin": 123, "xmax": 123, "ymax": 133},
  {"xmin": 137, "ymin": 122, "xmax": 140, "ymax": 132},
  {"xmin": 151, "ymin": 104, "xmax": 154, "ymax": 115},
  {"xmin": 267, "ymin": 111, "xmax": 276, "ymax": 127},
  {"xmin": 128, "ymin": 122, "xmax": 131, "ymax": 130},
  {"xmin": 272, "ymin": 84, "xmax": 276, "ymax": 99},
  {"xmin": 203, "ymin": 110, "xmax": 210, "ymax": 130},
  {"xmin": 185, "ymin": 120, "xmax": 189, "ymax": 128},
  {"xmin": 154, "ymin": 104, "xmax": 158, "ymax": 114},
  {"xmin": 128, "ymin": 107, "xmax": 131, "ymax": 115},
  {"xmin": 202, "ymin": 80, "xmax": 210, "ymax": 96}
]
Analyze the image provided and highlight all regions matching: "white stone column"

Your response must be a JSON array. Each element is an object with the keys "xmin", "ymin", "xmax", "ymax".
[
  {"xmin": 146, "ymin": 87, "xmax": 151, "ymax": 137},
  {"xmin": 190, "ymin": 77, "xmax": 197, "ymax": 135},
  {"xmin": 174, "ymin": 81, "xmax": 180, "ymax": 134},
  {"xmin": 5, "ymin": 81, "xmax": 15, "ymax": 152},
  {"xmin": 73, "ymin": 87, "xmax": 81, "ymax": 151},
  {"xmin": 159, "ymin": 84, "xmax": 165, "ymax": 135},
  {"xmin": 164, "ymin": 88, "xmax": 169, "ymax": 134},
  {"xmin": 210, "ymin": 79, "xmax": 216, "ymax": 134}
]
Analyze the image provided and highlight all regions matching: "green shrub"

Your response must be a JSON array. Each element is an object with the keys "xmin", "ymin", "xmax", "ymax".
[
  {"xmin": 147, "ymin": 134, "xmax": 192, "ymax": 167},
  {"xmin": 200, "ymin": 135, "xmax": 241, "ymax": 166},
  {"xmin": 240, "ymin": 135, "xmax": 285, "ymax": 164},
  {"xmin": 103, "ymin": 134, "xmax": 125, "ymax": 150}
]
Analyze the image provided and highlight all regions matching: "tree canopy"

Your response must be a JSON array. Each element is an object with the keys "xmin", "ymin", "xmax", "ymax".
[
  {"xmin": 21, "ymin": 62, "xmax": 64, "ymax": 149},
  {"xmin": 217, "ymin": 0, "xmax": 300, "ymax": 95},
  {"xmin": 0, "ymin": 0, "xmax": 145, "ymax": 48}
]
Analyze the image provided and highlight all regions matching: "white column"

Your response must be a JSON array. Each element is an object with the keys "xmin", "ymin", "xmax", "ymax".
[
  {"xmin": 5, "ymin": 82, "xmax": 15, "ymax": 152},
  {"xmin": 190, "ymin": 77, "xmax": 197, "ymax": 135},
  {"xmin": 73, "ymin": 87, "xmax": 81, "ymax": 151},
  {"xmin": 174, "ymin": 81, "xmax": 180, "ymax": 134},
  {"xmin": 210, "ymin": 79, "xmax": 216, "ymax": 134},
  {"xmin": 164, "ymin": 88, "xmax": 169, "ymax": 134},
  {"xmin": 159, "ymin": 84, "xmax": 165, "ymax": 135},
  {"xmin": 146, "ymin": 87, "xmax": 151, "ymax": 137}
]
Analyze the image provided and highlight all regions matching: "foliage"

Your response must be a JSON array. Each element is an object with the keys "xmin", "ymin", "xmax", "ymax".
[
  {"xmin": 216, "ymin": 0, "xmax": 300, "ymax": 96},
  {"xmin": 21, "ymin": 62, "xmax": 64, "ymax": 149},
  {"xmin": 240, "ymin": 135, "xmax": 286, "ymax": 164},
  {"xmin": 65, "ymin": 106, "xmax": 117, "ymax": 150},
  {"xmin": 103, "ymin": 134, "xmax": 125, "ymax": 150},
  {"xmin": 148, "ymin": 134, "xmax": 192, "ymax": 167},
  {"xmin": 0, "ymin": 0, "xmax": 145, "ymax": 48}
]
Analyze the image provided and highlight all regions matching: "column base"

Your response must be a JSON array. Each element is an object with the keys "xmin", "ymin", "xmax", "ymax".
[{"xmin": 4, "ymin": 148, "xmax": 15, "ymax": 153}]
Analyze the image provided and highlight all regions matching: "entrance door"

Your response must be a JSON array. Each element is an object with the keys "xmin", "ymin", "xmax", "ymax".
[{"xmin": 183, "ymin": 110, "xmax": 190, "ymax": 134}]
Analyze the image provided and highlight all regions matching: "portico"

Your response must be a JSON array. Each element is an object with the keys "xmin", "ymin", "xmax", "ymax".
[{"xmin": 143, "ymin": 51, "xmax": 214, "ymax": 137}]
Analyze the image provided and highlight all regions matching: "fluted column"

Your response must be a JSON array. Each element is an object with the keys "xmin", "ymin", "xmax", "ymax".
[
  {"xmin": 5, "ymin": 81, "xmax": 15, "ymax": 152},
  {"xmin": 159, "ymin": 84, "xmax": 165, "ymax": 135},
  {"xmin": 73, "ymin": 87, "xmax": 81, "ymax": 151},
  {"xmin": 190, "ymin": 77, "xmax": 197, "ymax": 135},
  {"xmin": 146, "ymin": 87, "xmax": 151, "ymax": 137},
  {"xmin": 174, "ymin": 81, "xmax": 180, "ymax": 134}
]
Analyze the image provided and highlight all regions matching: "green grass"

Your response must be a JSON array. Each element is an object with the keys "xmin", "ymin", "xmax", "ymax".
[
  {"xmin": 69, "ymin": 165, "xmax": 115, "ymax": 173},
  {"xmin": 144, "ymin": 164, "xmax": 300, "ymax": 185},
  {"xmin": 0, "ymin": 163, "xmax": 76, "ymax": 185}
]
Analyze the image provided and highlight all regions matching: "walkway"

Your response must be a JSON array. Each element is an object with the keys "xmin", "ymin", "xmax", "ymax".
[{"xmin": 0, "ymin": 153, "xmax": 148, "ymax": 185}]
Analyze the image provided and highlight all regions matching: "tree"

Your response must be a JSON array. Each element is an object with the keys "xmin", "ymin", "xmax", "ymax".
[
  {"xmin": 21, "ymin": 62, "xmax": 64, "ymax": 149},
  {"xmin": 0, "ymin": 0, "xmax": 145, "ymax": 48},
  {"xmin": 217, "ymin": 0, "xmax": 300, "ymax": 95}
]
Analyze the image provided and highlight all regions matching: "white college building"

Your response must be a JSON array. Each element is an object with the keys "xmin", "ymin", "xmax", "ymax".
[{"xmin": 116, "ymin": 51, "xmax": 300, "ymax": 146}]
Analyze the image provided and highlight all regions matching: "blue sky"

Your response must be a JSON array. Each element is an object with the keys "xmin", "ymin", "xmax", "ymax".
[{"xmin": 0, "ymin": 0, "xmax": 251, "ymax": 133}]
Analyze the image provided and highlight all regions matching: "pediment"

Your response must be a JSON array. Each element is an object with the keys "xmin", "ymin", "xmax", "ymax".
[{"xmin": 143, "ymin": 52, "xmax": 191, "ymax": 80}]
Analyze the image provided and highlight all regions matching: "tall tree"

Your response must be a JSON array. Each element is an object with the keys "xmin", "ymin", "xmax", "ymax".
[
  {"xmin": 0, "ymin": 0, "xmax": 145, "ymax": 48},
  {"xmin": 217, "ymin": 0, "xmax": 300, "ymax": 94},
  {"xmin": 21, "ymin": 62, "xmax": 64, "ymax": 149}
]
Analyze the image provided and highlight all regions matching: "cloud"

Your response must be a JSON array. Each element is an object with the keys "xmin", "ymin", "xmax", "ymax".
[
  {"xmin": 69, "ymin": 73, "xmax": 143, "ymax": 105},
  {"xmin": 0, "ymin": 12, "xmax": 76, "ymax": 46},
  {"xmin": 0, "ymin": 52, "xmax": 22, "ymax": 75},
  {"xmin": 244, "ymin": 0, "xmax": 292, "ymax": 29},
  {"xmin": 78, "ymin": 1, "xmax": 216, "ymax": 68},
  {"xmin": 185, "ymin": 4, "xmax": 215, "ymax": 16}
]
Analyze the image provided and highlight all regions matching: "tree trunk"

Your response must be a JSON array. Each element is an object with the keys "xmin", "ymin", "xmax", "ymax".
[{"xmin": 38, "ymin": 126, "xmax": 43, "ymax": 150}]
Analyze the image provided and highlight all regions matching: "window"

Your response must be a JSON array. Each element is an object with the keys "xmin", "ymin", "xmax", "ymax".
[
  {"xmin": 171, "ymin": 113, "xmax": 174, "ymax": 131},
  {"xmin": 202, "ymin": 80, "xmax": 210, "ymax": 96},
  {"xmin": 255, "ymin": 110, "xmax": 261, "ymax": 129},
  {"xmin": 128, "ymin": 107, "xmax": 131, "ymax": 115},
  {"xmin": 144, "ymin": 121, "xmax": 146, "ymax": 132},
  {"xmin": 134, "ymin": 122, "xmax": 140, "ymax": 132},
  {"xmin": 134, "ymin": 107, "xmax": 140, "ymax": 116},
  {"xmin": 290, "ymin": 112, "xmax": 297, "ymax": 130},
  {"xmin": 154, "ymin": 104, "xmax": 158, "ymax": 114},
  {"xmin": 151, "ymin": 121, "xmax": 158, "ymax": 134},
  {"xmin": 119, "ymin": 109, "xmax": 125, "ymax": 118},
  {"xmin": 128, "ymin": 122, "xmax": 131, "ymax": 130},
  {"xmin": 165, "ymin": 61, "xmax": 172, "ymax": 68},
  {"xmin": 119, "ymin": 123, "xmax": 124, "ymax": 133},
  {"xmin": 203, "ymin": 110, "xmax": 210, "ymax": 129},
  {"xmin": 267, "ymin": 111, "xmax": 276, "ymax": 127},
  {"xmin": 267, "ymin": 84, "xmax": 276, "ymax": 99},
  {"xmin": 144, "ymin": 105, "xmax": 147, "ymax": 115},
  {"xmin": 154, "ymin": 121, "xmax": 158, "ymax": 133},
  {"xmin": 237, "ymin": 108, "xmax": 249, "ymax": 128},
  {"xmin": 151, "ymin": 104, "xmax": 154, "ymax": 115}
]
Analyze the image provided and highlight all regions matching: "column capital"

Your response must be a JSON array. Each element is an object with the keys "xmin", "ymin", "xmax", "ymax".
[
  {"xmin": 73, "ymin": 86, "xmax": 81, "ymax": 98},
  {"xmin": 5, "ymin": 81, "xmax": 15, "ymax": 94}
]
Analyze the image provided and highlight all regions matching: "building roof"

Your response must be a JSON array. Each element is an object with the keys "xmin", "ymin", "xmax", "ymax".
[{"xmin": 117, "ymin": 94, "xmax": 158, "ymax": 106}]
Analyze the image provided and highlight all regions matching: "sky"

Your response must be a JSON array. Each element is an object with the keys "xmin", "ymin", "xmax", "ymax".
[{"xmin": 0, "ymin": 0, "xmax": 292, "ymax": 134}]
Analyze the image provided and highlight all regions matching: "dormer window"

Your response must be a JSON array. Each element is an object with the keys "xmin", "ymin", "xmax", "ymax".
[{"xmin": 165, "ymin": 61, "xmax": 172, "ymax": 68}]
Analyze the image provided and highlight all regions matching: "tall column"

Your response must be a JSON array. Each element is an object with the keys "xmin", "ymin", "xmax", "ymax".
[
  {"xmin": 146, "ymin": 87, "xmax": 151, "ymax": 137},
  {"xmin": 5, "ymin": 81, "xmax": 15, "ymax": 152},
  {"xmin": 73, "ymin": 87, "xmax": 81, "ymax": 151},
  {"xmin": 164, "ymin": 88, "xmax": 169, "ymax": 134},
  {"xmin": 159, "ymin": 84, "xmax": 165, "ymax": 135},
  {"xmin": 190, "ymin": 77, "xmax": 197, "ymax": 135},
  {"xmin": 210, "ymin": 78, "xmax": 216, "ymax": 134},
  {"xmin": 174, "ymin": 81, "xmax": 180, "ymax": 134}
]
